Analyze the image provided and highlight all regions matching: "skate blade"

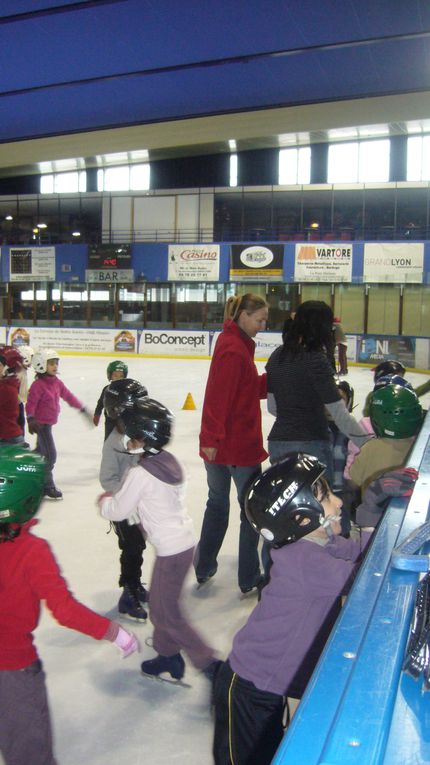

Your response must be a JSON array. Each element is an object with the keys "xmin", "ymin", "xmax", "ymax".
[
  {"xmin": 239, "ymin": 588, "xmax": 259, "ymax": 601},
  {"xmin": 118, "ymin": 612, "xmax": 147, "ymax": 623},
  {"xmin": 141, "ymin": 671, "xmax": 191, "ymax": 688}
]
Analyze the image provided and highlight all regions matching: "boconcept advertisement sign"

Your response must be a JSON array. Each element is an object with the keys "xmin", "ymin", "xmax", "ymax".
[{"xmin": 138, "ymin": 330, "xmax": 210, "ymax": 356}]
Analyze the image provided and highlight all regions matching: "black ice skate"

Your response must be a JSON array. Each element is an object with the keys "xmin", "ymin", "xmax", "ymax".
[
  {"xmin": 196, "ymin": 567, "xmax": 217, "ymax": 590},
  {"xmin": 141, "ymin": 653, "xmax": 190, "ymax": 686},
  {"xmin": 44, "ymin": 486, "xmax": 63, "ymax": 500},
  {"xmin": 118, "ymin": 585, "xmax": 148, "ymax": 621},
  {"xmin": 136, "ymin": 582, "xmax": 149, "ymax": 604}
]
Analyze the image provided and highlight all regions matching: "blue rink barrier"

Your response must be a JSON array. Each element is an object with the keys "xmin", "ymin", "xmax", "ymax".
[{"xmin": 272, "ymin": 410, "xmax": 430, "ymax": 765}]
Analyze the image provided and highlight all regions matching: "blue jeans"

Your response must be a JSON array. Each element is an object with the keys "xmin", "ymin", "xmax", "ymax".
[
  {"xmin": 268, "ymin": 439, "xmax": 334, "ymax": 485},
  {"xmin": 194, "ymin": 462, "xmax": 261, "ymax": 590}
]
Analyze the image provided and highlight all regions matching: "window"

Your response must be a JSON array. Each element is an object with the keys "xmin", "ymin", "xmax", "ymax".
[
  {"xmin": 229, "ymin": 154, "xmax": 238, "ymax": 187},
  {"xmin": 407, "ymin": 135, "xmax": 430, "ymax": 181},
  {"xmin": 328, "ymin": 140, "xmax": 390, "ymax": 183},
  {"xmin": 40, "ymin": 171, "xmax": 87, "ymax": 194},
  {"xmin": 97, "ymin": 164, "xmax": 150, "ymax": 191},
  {"xmin": 279, "ymin": 147, "xmax": 311, "ymax": 184}
]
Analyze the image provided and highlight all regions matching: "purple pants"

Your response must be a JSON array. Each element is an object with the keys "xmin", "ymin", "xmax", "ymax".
[
  {"xmin": 150, "ymin": 546, "xmax": 215, "ymax": 669},
  {"xmin": 0, "ymin": 660, "xmax": 57, "ymax": 765}
]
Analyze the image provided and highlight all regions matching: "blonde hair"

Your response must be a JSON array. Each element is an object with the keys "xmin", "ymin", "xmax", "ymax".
[{"xmin": 224, "ymin": 293, "xmax": 267, "ymax": 322}]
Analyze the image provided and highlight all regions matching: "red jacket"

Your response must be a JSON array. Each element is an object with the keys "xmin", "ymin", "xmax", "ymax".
[
  {"xmin": 199, "ymin": 320, "xmax": 268, "ymax": 466},
  {"xmin": 0, "ymin": 374, "xmax": 22, "ymax": 439},
  {"xmin": 0, "ymin": 519, "xmax": 111, "ymax": 670}
]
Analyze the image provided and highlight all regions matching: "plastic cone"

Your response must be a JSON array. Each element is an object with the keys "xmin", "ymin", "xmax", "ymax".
[{"xmin": 182, "ymin": 392, "xmax": 197, "ymax": 410}]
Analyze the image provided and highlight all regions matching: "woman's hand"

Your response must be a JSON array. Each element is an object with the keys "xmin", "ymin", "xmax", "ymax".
[{"xmin": 202, "ymin": 447, "xmax": 217, "ymax": 462}]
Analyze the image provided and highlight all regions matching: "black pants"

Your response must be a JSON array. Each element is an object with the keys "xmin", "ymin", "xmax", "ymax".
[
  {"xmin": 213, "ymin": 660, "xmax": 285, "ymax": 765},
  {"xmin": 113, "ymin": 520, "xmax": 145, "ymax": 589}
]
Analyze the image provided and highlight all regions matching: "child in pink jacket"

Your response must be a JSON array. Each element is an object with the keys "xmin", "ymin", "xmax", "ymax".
[{"xmin": 26, "ymin": 348, "xmax": 92, "ymax": 499}]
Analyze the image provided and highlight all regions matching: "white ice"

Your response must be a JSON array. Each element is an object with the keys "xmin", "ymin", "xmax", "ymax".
[{"xmin": 18, "ymin": 358, "xmax": 430, "ymax": 765}]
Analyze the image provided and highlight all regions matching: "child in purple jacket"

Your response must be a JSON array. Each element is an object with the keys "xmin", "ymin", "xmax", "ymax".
[
  {"xmin": 26, "ymin": 348, "xmax": 92, "ymax": 499},
  {"xmin": 212, "ymin": 452, "xmax": 417, "ymax": 765}
]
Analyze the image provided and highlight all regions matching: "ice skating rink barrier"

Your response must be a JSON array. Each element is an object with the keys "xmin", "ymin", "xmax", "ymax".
[{"xmin": 272, "ymin": 409, "xmax": 430, "ymax": 765}]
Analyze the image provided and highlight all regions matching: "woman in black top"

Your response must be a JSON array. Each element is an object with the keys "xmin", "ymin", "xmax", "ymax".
[{"xmin": 266, "ymin": 301, "xmax": 368, "ymax": 484}]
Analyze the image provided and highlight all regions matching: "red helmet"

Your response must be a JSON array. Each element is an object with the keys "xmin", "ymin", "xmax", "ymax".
[{"xmin": 0, "ymin": 345, "xmax": 23, "ymax": 371}]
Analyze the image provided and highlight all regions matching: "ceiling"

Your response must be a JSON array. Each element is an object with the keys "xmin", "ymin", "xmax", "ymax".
[{"xmin": 1, "ymin": 0, "xmax": 430, "ymax": 177}]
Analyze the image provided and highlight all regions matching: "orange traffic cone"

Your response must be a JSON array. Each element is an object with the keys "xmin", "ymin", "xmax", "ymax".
[{"xmin": 182, "ymin": 392, "xmax": 197, "ymax": 410}]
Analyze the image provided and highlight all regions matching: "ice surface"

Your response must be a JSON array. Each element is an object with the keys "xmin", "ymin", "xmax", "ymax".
[{"xmin": 23, "ymin": 357, "xmax": 430, "ymax": 765}]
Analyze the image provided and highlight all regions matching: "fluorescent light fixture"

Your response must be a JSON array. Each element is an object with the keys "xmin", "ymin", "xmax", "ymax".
[{"xmin": 72, "ymin": 231, "xmax": 81, "ymax": 237}]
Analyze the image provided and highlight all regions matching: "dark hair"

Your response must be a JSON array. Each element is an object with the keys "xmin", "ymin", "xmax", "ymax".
[{"xmin": 281, "ymin": 301, "xmax": 334, "ymax": 357}]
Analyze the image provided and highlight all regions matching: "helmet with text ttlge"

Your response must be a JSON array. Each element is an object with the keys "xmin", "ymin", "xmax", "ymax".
[{"xmin": 245, "ymin": 452, "xmax": 327, "ymax": 547}]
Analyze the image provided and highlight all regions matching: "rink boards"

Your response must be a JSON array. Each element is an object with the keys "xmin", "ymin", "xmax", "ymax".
[{"xmin": 272, "ymin": 411, "xmax": 430, "ymax": 764}]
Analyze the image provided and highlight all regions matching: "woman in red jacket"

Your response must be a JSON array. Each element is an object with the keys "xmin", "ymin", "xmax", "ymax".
[{"xmin": 195, "ymin": 293, "xmax": 268, "ymax": 594}]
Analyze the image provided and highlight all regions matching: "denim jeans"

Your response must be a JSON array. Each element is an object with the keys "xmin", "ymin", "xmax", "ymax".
[
  {"xmin": 194, "ymin": 462, "xmax": 261, "ymax": 590},
  {"xmin": 268, "ymin": 439, "xmax": 334, "ymax": 485}
]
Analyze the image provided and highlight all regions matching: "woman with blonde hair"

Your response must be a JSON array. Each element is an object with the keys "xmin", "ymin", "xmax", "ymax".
[{"xmin": 195, "ymin": 293, "xmax": 269, "ymax": 594}]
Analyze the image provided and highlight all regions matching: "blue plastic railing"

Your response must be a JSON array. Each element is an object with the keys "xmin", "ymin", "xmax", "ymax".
[{"xmin": 272, "ymin": 411, "xmax": 430, "ymax": 765}]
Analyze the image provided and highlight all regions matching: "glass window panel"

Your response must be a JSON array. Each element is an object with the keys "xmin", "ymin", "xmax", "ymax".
[
  {"xmin": 332, "ymin": 188, "xmax": 363, "ymax": 239},
  {"xmin": 302, "ymin": 189, "xmax": 332, "ymax": 234},
  {"xmin": 407, "ymin": 136, "xmax": 430, "ymax": 181},
  {"xmin": 62, "ymin": 284, "xmax": 88, "ymax": 326},
  {"xmin": 118, "ymin": 285, "xmax": 145, "ymax": 326},
  {"xmin": 89, "ymin": 284, "xmax": 115, "ymax": 325},
  {"xmin": 205, "ymin": 284, "xmax": 230, "ymax": 328},
  {"xmin": 214, "ymin": 192, "xmax": 243, "ymax": 240},
  {"xmin": 243, "ymin": 191, "xmax": 273, "ymax": 239},
  {"xmin": 279, "ymin": 147, "xmax": 310, "ymax": 184},
  {"xmin": 301, "ymin": 284, "xmax": 332, "ymax": 304},
  {"xmin": 396, "ymin": 187, "xmax": 428, "ymax": 238},
  {"xmin": 10, "ymin": 282, "xmax": 34, "ymax": 324},
  {"xmin": 364, "ymin": 188, "xmax": 396, "ymax": 239},
  {"xmin": 402, "ymin": 286, "xmax": 430, "ymax": 336},
  {"xmin": 34, "ymin": 283, "xmax": 60, "ymax": 325},
  {"xmin": 273, "ymin": 190, "xmax": 303, "ymax": 239},
  {"xmin": 175, "ymin": 282, "xmax": 205, "ymax": 328},
  {"xmin": 358, "ymin": 140, "xmax": 390, "ymax": 182},
  {"xmin": 103, "ymin": 167, "xmax": 130, "ymax": 192},
  {"xmin": 367, "ymin": 285, "xmax": 400, "ymax": 335},
  {"xmin": 334, "ymin": 284, "xmax": 365, "ymax": 333},
  {"xmin": 229, "ymin": 155, "xmax": 238, "ymax": 187},
  {"xmin": 266, "ymin": 284, "xmax": 300, "ymax": 330},
  {"xmin": 146, "ymin": 283, "xmax": 172, "ymax": 327},
  {"xmin": 130, "ymin": 164, "xmax": 150, "ymax": 191},
  {"xmin": 328, "ymin": 143, "xmax": 359, "ymax": 183},
  {"xmin": 40, "ymin": 175, "xmax": 54, "ymax": 194}
]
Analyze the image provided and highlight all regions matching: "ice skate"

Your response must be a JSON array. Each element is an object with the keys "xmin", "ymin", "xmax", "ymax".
[
  {"xmin": 195, "ymin": 567, "xmax": 217, "ymax": 590},
  {"xmin": 239, "ymin": 575, "xmax": 265, "ymax": 599},
  {"xmin": 118, "ymin": 585, "xmax": 148, "ymax": 621},
  {"xmin": 136, "ymin": 582, "xmax": 149, "ymax": 604},
  {"xmin": 141, "ymin": 653, "xmax": 191, "ymax": 687},
  {"xmin": 44, "ymin": 486, "xmax": 63, "ymax": 500}
]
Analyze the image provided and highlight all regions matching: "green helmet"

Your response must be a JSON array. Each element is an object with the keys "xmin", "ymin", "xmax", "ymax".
[
  {"xmin": 370, "ymin": 385, "xmax": 423, "ymax": 439},
  {"xmin": 106, "ymin": 360, "xmax": 128, "ymax": 380},
  {"xmin": 0, "ymin": 447, "xmax": 46, "ymax": 525}
]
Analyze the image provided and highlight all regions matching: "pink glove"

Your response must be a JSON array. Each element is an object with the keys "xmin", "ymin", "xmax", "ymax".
[{"xmin": 114, "ymin": 626, "xmax": 140, "ymax": 658}]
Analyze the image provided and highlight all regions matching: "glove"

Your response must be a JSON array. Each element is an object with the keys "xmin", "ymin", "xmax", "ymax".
[
  {"xmin": 113, "ymin": 626, "xmax": 140, "ymax": 658},
  {"xmin": 93, "ymin": 414, "xmax": 100, "ymax": 427},
  {"xmin": 27, "ymin": 417, "xmax": 40, "ymax": 435},
  {"xmin": 356, "ymin": 468, "xmax": 418, "ymax": 527},
  {"xmin": 79, "ymin": 407, "xmax": 94, "ymax": 426}
]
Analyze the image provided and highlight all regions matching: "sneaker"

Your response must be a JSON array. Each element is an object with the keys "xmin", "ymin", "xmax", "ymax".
[
  {"xmin": 141, "ymin": 653, "xmax": 185, "ymax": 680},
  {"xmin": 118, "ymin": 586, "xmax": 148, "ymax": 621},
  {"xmin": 44, "ymin": 486, "xmax": 63, "ymax": 500},
  {"xmin": 136, "ymin": 582, "xmax": 149, "ymax": 604}
]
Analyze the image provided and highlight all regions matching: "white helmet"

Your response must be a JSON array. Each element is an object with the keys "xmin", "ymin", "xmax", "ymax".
[
  {"xmin": 32, "ymin": 348, "xmax": 60, "ymax": 374},
  {"xmin": 19, "ymin": 345, "xmax": 34, "ymax": 369}
]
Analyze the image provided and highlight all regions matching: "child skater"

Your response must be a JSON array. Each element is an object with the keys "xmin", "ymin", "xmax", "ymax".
[
  {"xmin": 100, "ymin": 377, "xmax": 149, "ymax": 621},
  {"xmin": 0, "ymin": 446, "xmax": 139, "ymax": 765},
  {"xmin": 212, "ymin": 452, "xmax": 417, "ymax": 765},
  {"xmin": 98, "ymin": 397, "xmax": 220, "ymax": 684},
  {"xmin": 0, "ymin": 346, "xmax": 26, "ymax": 445},
  {"xmin": 16, "ymin": 345, "xmax": 34, "ymax": 439},
  {"xmin": 94, "ymin": 360, "xmax": 129, "ymax": 440},
  {"xmin": 26, "ymin": 348, "xmax": 93, "ymax": 499}
]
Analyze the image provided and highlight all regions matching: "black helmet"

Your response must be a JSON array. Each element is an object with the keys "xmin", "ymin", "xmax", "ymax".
[
  {"xmin": 336, "ymin": 380, "xmax": 354, "ymax": 412},
  {"xmin": 245, "ymin": 452, "xmax": 326, "ymax": 548},
  {"xmin": 103, "ymin": 378, "xmax": 148, "ymax": 419},
  {"xmin": 121, "ymin": 397, "xmax": 174, "ymax": 453},
  {"xmin": 373, "ymin": 360, "xmax": 406, "ymax": 383}
]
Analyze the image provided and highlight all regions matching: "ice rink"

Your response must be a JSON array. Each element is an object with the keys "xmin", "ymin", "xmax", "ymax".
[{"xmin": 10, "ymin": 356, "xmax": 430, "ymax": 765}]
